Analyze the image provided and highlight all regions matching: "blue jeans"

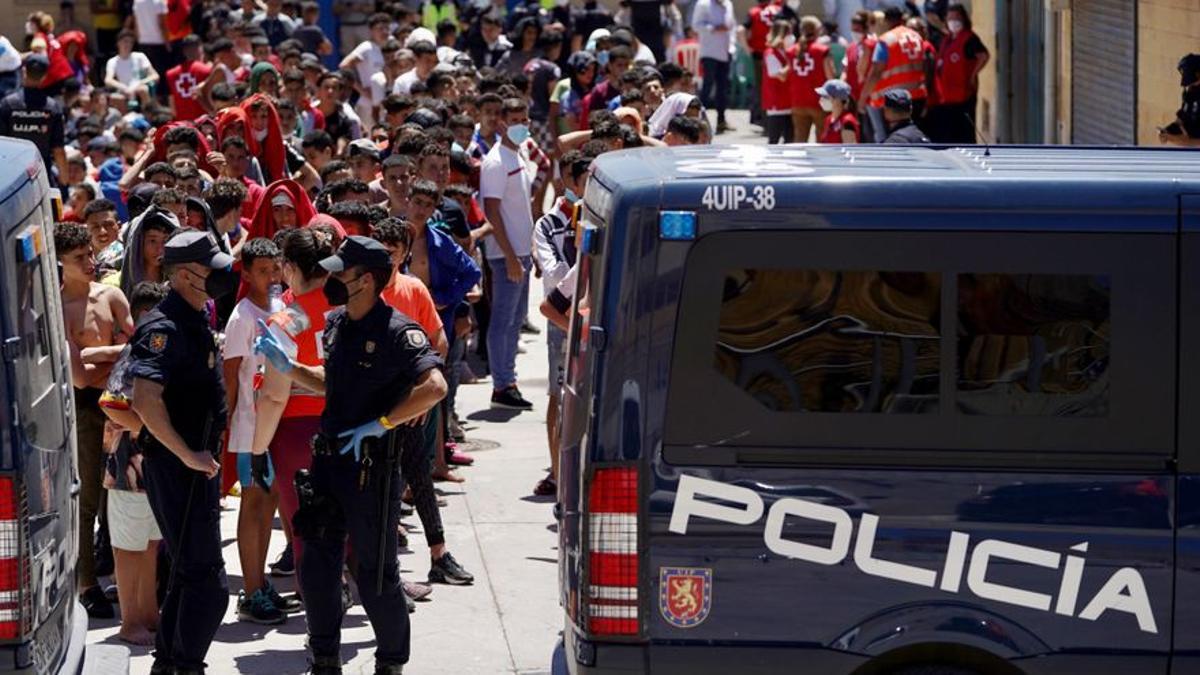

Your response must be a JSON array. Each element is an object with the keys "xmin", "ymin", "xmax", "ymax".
[
  {"xmin": 700, "ymin": 56, "xmax": 731, "ymax": 122},
  {"xmin": 486, "ymin": 256, "xmax": 531, "ymax": 390}
]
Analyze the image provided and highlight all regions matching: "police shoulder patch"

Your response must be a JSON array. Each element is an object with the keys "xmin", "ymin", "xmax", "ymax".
[
  {"xmin": 659, "ymin": 567, "xmax": 713, "ymax": 628},
  {"xmin": 148, "ymin": 332, "xmax": 168, "ymax": 353},
  {"xmin": 404, "ymin": 329, "xmax": 428, "ymax": 349}
]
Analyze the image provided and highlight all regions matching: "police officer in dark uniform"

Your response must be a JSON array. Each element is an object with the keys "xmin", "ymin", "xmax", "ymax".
[
  {"xmin": 1160, "ymin": 53, "xmax": 1200, "ymax": 147},
  {"xmin": 128, "ymin": 231, "xmax": 239, "ymax": 675},
  {"xmin": 0, "ymin": 54, "xmax": 67, "ymax": 185},
  {"xmin": 255, "ymin": 236, "xmax": 447, "ymax": 675},
  {"xmin": 882, "ymin": 89, "xmax": 932, "ymax": 145}
]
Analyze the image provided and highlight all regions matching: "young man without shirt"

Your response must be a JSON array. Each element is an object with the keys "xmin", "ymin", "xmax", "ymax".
[{"xmin": 56, "ymin": 222, "xmax": 135, "ymax": 619}]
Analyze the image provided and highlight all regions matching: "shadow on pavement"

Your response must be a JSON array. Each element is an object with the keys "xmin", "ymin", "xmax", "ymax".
[{"xmin": 466, "ymin": 408, "xmax": 523, "ymax": 423}]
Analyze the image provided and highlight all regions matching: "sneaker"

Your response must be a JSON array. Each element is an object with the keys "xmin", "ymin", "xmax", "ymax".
[
  {"xmin": 80, "ymin": 585, "xmax": 115, "ymax": 619},
  {"xmin": 520, "ymin": 319, "xmax": 541, "ymax": 335},
  {"xmin": 270, "ymin": 544, "xmax": 295, "ymax": 577},
  {"xmin": 446, "ymin": 446, "xmax": 474, "ymax": 466},
  {"xmin": 428, "ymin": 552, "xmax": 474, "ymax": 585},
  {"xmin": 403, "ymin": 580, "xmax": 433, "ymax": 602},
  {"xmin": 490, "ymin": 386, "xmax": 533, "ymax": 411},
  {"xmin": 238, "ymin": 589, "xmax": 286, "ymax": 625},
  {"xmin": 265, "ymin": 581, "xmax": 303, "ymax": 614},
  {"xmin": 717, "ymin": 120, "xmax": 735, "ymax": 134},
  {"xmin": 103, "ymin": 583, "xmax": 119, "ymax": 604},
  {"xmin": 533, "ymin": 476, "xmax": 557, "ymax": 497},
  {"xmin": 375, "ymin": 661, "xmax": 405, "ymax": 674},
  {"xmin": 341, "ymin": 582, "xmax": 354, "ymax": 613}
]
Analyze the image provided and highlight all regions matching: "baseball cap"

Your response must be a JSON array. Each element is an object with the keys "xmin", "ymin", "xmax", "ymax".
[
  {"xmin": 347, "ymin": 138, "xmax": 381, "ymax": 161},
  {"xmin": 815, "ymin": 79, "xmax": 852, "ymax": 101},
  {"xmin": 300, "ymin": 53, "xmax": 324, "ymax": 71},
  {"xmin": 163, "ymin": 230, "xmax": 234, "ymax": 269},
  {"xmin": 318, "ymin": 236, "xmax": 392, "ymax": 273},
  {"xmin": 1179, "ymin": 53, "xmax": 1200, "ymax": 86},
  {"xmin": 23, "ymin": 53, "xmax": 49, "ymax": 76},
  {"xmin": 883, "ymin": 89, "xmax": 913, "ymax": 112}
]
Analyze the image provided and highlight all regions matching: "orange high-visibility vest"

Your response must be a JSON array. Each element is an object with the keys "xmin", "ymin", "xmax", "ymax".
[{"xmin": 870, "ymin": 25, "xmax": 927, "ymax": 106}]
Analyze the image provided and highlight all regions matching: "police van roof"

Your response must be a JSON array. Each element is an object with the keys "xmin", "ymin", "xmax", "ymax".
[
  {"xmin": 0, "ymin": 139, "xmax": 45, "ymax": 208},
  {"xmin": 591, "ymin": 144, "xmax": 1200, "ymax": 217}
]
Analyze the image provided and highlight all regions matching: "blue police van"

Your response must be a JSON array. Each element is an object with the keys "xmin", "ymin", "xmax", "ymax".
[
  {"xmin": 0, "ymin": 138, "xmax": 91, "ymax": 673},
  {"xmin": 555, "ymin": 144, "xmax": 1200, "ymax": 674}
]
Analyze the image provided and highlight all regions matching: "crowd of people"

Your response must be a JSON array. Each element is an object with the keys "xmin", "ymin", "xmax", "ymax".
[
  {"xmin": 0, "ymin": 0, "xmax": 1005, "ymax": 673},
  {"xmin": 748, "ymin": 2, "xmax": 989, "ymax": 145},
  {"xmin": 0, "ymin": 0, "xmax": 731, "ymax": 672}
]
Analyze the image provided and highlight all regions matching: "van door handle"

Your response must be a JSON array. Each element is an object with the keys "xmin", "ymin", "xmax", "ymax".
[
  {"xmin": 553, "ymin": 503, "xmax": 564, "ymax": 521},
  {"xmin": 69, "ymin": 480, "xmax": 80, "ymax": 498}
]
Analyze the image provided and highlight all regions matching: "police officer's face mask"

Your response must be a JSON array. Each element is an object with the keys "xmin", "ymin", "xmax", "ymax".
[
  {"xmin": 323, "ymin": 273, "xmax": 365, "ymax": 306},
  {"xmin": 185, "ymin": 266, "xmax": 238, "ymax": 299}
]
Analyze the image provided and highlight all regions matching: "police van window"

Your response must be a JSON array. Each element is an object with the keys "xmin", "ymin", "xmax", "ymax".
[
  {"xmin": 715, "ymin": 269, "xmax": 940, "ymax": 413},
  {"xmin": 663, "ymin": 229, "xmax": 1173, "ymax": 465},
  {"xmin": 957, "ymin": 274, "xmax": 1111, "ymax": 417},
  {"xmin": 7, "ymin": 205, "xmax": 65, "ymax": 452}
]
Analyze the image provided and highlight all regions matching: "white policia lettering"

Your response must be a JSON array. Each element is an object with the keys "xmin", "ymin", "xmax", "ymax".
[{"xmin": 668, "ymin": 474, "xmax": 1159, "ymax": 634}]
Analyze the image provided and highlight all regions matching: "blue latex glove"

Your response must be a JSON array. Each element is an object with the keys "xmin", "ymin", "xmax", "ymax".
[
  {"xmin": 337, "ymin": 419, "xmax": 388, "ymax": 462},
  {"xmin": 254, "ymin": 318, "xmax": 293, "ymax": 373}
]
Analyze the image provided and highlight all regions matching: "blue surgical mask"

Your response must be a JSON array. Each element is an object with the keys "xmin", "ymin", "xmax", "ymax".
[
  {"xmin": 564, "ymin": 188, "xmax": 580, "ymax": 204},
  {"xmin": 506, "ymin": 123, "xmax": 530, "ymax": 145},
  {"xmin": 597, "ymin": 50, "xmax": 610, "ymax": 67}
]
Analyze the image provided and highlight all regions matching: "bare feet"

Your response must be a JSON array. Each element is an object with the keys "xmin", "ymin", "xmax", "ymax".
[
  {"xmin": 432, "ymin": 469, "xmax": 465, "ymax": 483},
  {"xmin": 117, "ymin": 627, "xmax": 155, "ymax": 646}
]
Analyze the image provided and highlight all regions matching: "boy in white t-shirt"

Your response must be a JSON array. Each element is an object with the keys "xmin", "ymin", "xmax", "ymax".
[
  {"xmin": 223, "ymin": 237, "xmax": 296, "ymax": 625},
  {"xmin": 104, "ymin": 30, "xmax": 157, "ymax": 109}
]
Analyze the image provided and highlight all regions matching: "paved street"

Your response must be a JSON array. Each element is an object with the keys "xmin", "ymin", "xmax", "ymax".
[{"xmin": 84, "ymin": 110, "xmax": 760, "ymax": 675}]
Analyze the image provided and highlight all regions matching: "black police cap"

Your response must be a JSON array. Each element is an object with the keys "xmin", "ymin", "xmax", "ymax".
[
  {"xmin": 163, "ymin": 230, "xmax": 234, "ymax": 269},
  {"xmin": 883, "ymin": 89, "xmax": 913, "ymax": 113},
  {"xmin": 318, "ymin": 235, "xmax": 392, "ymax": 273},
  {"xmin": 1179, "ymin": 53, "xmax": 1200, "ymax": 86}
]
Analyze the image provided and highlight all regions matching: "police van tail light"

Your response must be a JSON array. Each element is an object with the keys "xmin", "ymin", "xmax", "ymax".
[
  {"xmin": 586, "ymin": 467, "xmax": 639, "ymax": 636},
  {"xmin": 0, "ymin": 477, "xmax": 29, "ymax": 640}
]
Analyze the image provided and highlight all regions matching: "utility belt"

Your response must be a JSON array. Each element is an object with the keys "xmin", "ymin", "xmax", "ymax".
[{"xmin": 311, "ymin": 430, "xmax": 406, "ymax": 492}]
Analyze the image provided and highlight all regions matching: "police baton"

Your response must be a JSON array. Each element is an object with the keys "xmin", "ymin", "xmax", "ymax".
[
  {"xmin": 163, "ymin": 413, "xmax": 213, "ymax": 658},
  {"xmin": 377, "ymin": 427, "xmax": 402, "ymax": 596}
]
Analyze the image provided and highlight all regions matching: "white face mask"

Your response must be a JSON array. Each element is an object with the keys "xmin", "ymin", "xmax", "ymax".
[
  {"xmin": 819, "ymin": 97, "xmax": 833, "ymax": 112},
  {"xmin": 253, "ymin": 127, "xmax": 268, "ymax": 141},
  {"xmin": 851, "ymin": 30, "xmax": 865, "ymax": 43},
  {"xmin": 785, "ymin": 0, "xmax": 800, "ymax": 10},
  {"xmin": 947, "ymin": 19, "xmax": 964, "ymax": 34},
  {"xmin": 783, "ymin": 34, "xmax": 796, "ymax": 50}
]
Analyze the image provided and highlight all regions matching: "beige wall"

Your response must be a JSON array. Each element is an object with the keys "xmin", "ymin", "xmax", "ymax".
[
  {"xmin": 0, "ymin": 1, "xmax": 94, "ymax": 56},
  {"xmin": 971, "ymin": 1, "xmax": 998, "ymax": 144},
  {"xmin": 1138, "ymin": 0, "xmax": 1200, "ymax": 145}
]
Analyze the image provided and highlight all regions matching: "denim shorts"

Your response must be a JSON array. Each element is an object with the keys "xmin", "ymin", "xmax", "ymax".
[{"xmin": 547, "ymin": 323, "xmax": 567, "ymax": 393}]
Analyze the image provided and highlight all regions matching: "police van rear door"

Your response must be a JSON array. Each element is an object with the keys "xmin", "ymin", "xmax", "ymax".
[
  {"xmin": 645, "ymin": 199, "xmax": 1175, "ymax": 669},
  {"xmin": 0, "ymin": 162, "xmax": 77, "ymax": 673}
]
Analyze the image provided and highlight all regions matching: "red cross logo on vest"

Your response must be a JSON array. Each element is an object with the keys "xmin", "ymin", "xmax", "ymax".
[
  {"xmin": 176, "ymin": 72, "xmax": 198, "ymax": 99},
  {"xmin": 898, "ymin": 32, "xmax": 922, "ymax": 60},
  {"xmin": 794, "ymin": 52, "xmax": 815, "ymax": 77}
]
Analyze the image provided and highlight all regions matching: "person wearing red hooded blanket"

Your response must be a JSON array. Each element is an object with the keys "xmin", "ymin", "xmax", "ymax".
[
  {"xmin": 57, "ymin": 31, "xmax": 90, "ymax": 88},
  {"xmin": 247, "ymin": 179, "xmax": 315, "ymax": 242},
  {"xmin": 216, "ymin": 96, "xmax": 288, "ymax": 187}
]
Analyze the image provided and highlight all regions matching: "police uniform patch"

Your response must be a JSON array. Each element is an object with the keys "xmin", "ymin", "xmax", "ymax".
[
  {"xmin": 659, "ymin": 567, "xmax": 712, "ymax": 628},
  {"xmin": 365, "ymin": 340, "xmax": 376, "ymax": 354},
  {"xmin": 404, "ymin": 329, "xmax": 427, "ymax": 348},
  {"xmin": 148, "ymin": 333, "xmax": 168, "ymax": 353}
]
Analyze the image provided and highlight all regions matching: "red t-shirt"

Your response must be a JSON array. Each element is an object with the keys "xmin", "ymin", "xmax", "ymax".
[
  {"xmin": 819, "ymin": 111, "xmax": 860, "ymax": 144},
  {"xmin": 382, "ymin": 273, "xmax": 444, "ymax": 344},
  {"xmin": 267, "ymin": 286, "xmax": 331, "ymax": 419},
  {"xmin": 167, "ymin": 59, "xmax": 213, "ymax": 122},
  {"xmin": 788, "ymin": 41, "xmax": 829, "ymax": 110},
  {"xmin": 745, "ymin": 2, "xmax": 782, "ymax": 54}
]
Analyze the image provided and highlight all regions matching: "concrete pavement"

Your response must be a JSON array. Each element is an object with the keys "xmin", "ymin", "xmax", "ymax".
[
  {"xmin": 87, "ymin": 313, "xmax": 564, "ymax": 674},
  {"xmin": 85, "ymin": 108, "xmax": 762, "ymax": 674}
]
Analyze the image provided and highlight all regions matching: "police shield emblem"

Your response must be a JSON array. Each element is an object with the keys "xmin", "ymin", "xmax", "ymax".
[
  {"xmin": 148, "ymin": 333, "xmax": 168, "ymax": 353},
  {"xmin": 659, "ymin": 567, "xmax": 712, "ymax": 628}
]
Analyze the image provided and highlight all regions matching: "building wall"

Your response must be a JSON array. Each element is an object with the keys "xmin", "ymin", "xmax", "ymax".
[
  {"xmin": 971, "ymin": 1, "xmax": 999, "ymax": 144},
  {"xmin": 1137, "ymin": 0, "xmax": 1200, "ymax": 145}
]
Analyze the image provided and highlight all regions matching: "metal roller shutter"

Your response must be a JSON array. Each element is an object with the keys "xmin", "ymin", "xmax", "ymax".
[{"xmin": 1071, "ymin": 0, "xmax": 1137, "ymax": 145}]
